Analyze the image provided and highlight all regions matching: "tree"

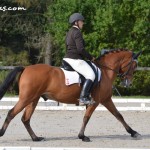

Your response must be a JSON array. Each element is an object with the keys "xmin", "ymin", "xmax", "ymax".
[{"xmin": 0, "ymin": 0, "xmax": 52, "ymax": 65}]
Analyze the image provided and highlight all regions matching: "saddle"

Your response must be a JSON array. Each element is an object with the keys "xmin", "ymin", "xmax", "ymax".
[{"xmin": 61, "ymin": 60, "xmax": 100, "ymax": 86}]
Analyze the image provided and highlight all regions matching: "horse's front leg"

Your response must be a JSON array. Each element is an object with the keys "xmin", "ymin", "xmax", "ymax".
[
  {"xmin": 102, "ymin": 98, "xmax": 141, "ymax": 139},
  {"xmin": 78, "ymin": 103, "xmax": 98, "ymax": 142}
]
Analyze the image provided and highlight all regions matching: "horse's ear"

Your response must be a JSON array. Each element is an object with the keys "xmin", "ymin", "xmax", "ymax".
[
  {"xmin": 101, "ymin": 49, "xmax": 109, "ymax": 55},
  {"xmin": 133, "ymin": 51, "xmax": 143, "ymax": 59}
]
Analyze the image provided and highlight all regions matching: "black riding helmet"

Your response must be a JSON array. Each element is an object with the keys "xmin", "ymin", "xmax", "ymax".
[{"xmin": 69, "ymin": 13, "xmax": 84, "ymax": 24}]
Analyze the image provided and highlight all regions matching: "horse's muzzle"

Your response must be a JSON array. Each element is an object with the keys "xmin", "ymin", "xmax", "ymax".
[{"xmin": 120, "ymin": 78, "xmax": 132, "ymax": 88}]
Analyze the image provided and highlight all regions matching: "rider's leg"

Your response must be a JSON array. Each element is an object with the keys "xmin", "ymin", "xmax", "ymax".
[
  {"xmin": 79, "ymin": 79, "xmax": 93, "ymax": 105},
  {"xmin": 63, "ymin": 58, "xmax": 95, "ymax": 105}
]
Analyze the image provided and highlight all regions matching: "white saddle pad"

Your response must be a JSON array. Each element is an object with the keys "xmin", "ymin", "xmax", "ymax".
[{"xmin": 61, "ymin": 63, "xmax": 101, "ymax": 86}]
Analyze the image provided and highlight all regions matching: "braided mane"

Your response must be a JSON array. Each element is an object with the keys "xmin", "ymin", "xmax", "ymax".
[{"xmin": 98, "ymin": 48, "xmax": 130, "ymax": 59}]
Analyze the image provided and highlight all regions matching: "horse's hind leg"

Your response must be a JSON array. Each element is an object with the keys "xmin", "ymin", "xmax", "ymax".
[
  {"xmin": 0, "ymin": 101, "xmax": 26, "ymax": 137},
  {"xmin": 102, "ymin": 98, "xmax": 141, "ymax": 139},
  {"xmin": 21, "ymin": 99, "xmax": 43, "ymax": 141}
]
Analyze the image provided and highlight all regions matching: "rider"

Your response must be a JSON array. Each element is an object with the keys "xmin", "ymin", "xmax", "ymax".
[{"xmin": 63, "ymin": 13, "xmax": 95, "ymax": 106}]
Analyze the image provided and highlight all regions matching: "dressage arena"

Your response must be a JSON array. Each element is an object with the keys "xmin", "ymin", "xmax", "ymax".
[{"xmin": 0, "ymin": 98, "xmax": 150, "ymax": 149}]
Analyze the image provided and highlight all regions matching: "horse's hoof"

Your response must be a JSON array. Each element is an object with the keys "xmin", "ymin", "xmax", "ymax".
[
  {"xmin": 33, "ymin": 137, "xmax": 45, "ymax": 141},
  {"xmin": 78, "ymin": 134, "xmax": 91, "ymax": 142},
  {"xmin": 82, "ymin": 136, "xmax": 91, "ymax": 142},
  {"xmin": 0, "ymin": 130, "xmax": 4, "ymax": 137},
  {"xmin": 131, "ymin": 132, "xmax": 142, "ymax": 140}
]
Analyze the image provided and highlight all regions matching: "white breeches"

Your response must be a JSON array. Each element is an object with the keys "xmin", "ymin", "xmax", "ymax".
[{"xmin": 63, "ymin": 58, "xmax": 95, "ymax": 81}]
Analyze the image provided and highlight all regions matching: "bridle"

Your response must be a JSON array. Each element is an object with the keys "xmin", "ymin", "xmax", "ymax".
[
  {"xmin": 118, "ymin": 57, "xmax": 137, "ymax": 78},
  {"xmin": 94, "ymin": 50, "xmax": 142, "ymax": 87},
  {"xmin": 98, "ymin": 55, "xmax": 137, "ymax": 79}
]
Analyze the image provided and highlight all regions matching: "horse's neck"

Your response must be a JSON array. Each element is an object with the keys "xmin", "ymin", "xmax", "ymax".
[
  {"xmin": 102, "ymin": 68, "xmax": 117, "ymax": 83},
  {"xmin": 98, "ymin": 55, "xmax": 121, "ymax": 82}
]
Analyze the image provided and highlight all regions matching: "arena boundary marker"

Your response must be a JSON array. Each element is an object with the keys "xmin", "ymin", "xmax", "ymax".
[
  {"xmin": 31, "ymin": 148, "xmax": 149, "ymax": 150},
  {"xmin": 0, "ymin": 97, "xmax": 150, "ymax": 111}
]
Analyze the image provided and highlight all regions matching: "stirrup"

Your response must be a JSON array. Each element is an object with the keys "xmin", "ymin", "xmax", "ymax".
[{"xmin": 79, "ymin": 97, "xmax": 95, "ymax": 106}]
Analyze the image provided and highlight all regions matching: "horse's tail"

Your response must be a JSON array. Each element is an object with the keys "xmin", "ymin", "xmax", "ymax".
[{"xmin": 0, "ymin": 66, "xmax": 25, "ymax": 100}]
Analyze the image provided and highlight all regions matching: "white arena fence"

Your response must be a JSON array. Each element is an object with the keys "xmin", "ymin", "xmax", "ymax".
[
  {"xmin": 0, "ymin": 97, "xmax": 150, "ymax": 111},
  {"xmin": 0, "ymin": 147, "xmax": 149, "ymax": 150}
]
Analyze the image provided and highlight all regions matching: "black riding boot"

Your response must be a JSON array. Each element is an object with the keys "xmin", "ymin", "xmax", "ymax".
[{"xmin": 79, "ymin": 79, "xmax": 95, "ymax": 106}]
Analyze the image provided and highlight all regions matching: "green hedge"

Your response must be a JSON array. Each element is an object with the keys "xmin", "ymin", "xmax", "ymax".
[{"xmin": 0, "ymin": 0, "xmax": 149, "ymax": 96}]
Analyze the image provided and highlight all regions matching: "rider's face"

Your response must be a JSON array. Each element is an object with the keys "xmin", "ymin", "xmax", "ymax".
[{"xmin": 77, "ymin": 20, "xmax": 84, "ymax": 29}]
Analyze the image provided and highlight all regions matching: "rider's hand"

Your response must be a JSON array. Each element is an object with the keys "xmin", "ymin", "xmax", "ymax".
[{"xmin": 91, "ymin": 57, "xmax": 96, "ymax": 62}]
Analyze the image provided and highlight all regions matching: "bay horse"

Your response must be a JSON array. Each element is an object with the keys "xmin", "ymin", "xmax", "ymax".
[{"xmin": 0, "ymin": 49, "xmax": 142, "ymax": 142}]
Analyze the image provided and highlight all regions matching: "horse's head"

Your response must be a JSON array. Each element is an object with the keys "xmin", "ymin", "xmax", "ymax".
[
  {"xmin": 95, "ymin": 49, "xmax": 142, "ymax": 88},
  {"xmin": 119, "ymin": 51, "xmax": 142, "ymax": 87}
]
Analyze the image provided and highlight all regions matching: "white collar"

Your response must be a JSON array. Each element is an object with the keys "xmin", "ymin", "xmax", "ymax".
[{"xmin": 73, "ymin": 25, "xmax": 80, "ymax": 30}]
